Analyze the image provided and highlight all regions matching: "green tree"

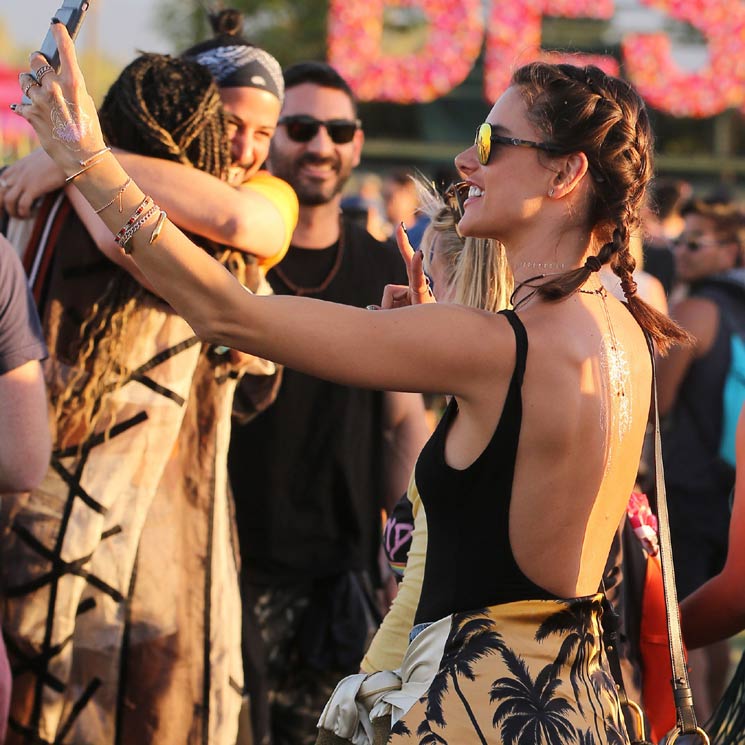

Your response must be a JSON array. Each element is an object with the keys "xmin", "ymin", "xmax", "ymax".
[{"xmin": 155, "ymin": 0, "xmax": 330, "ymax": 64}]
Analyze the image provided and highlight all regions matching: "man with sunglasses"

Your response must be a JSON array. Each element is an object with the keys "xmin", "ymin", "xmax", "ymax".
[
  {"xmin": 657, "ymin": 197, "xmax": 745, "ymax": 721},
  {"xmin": 227, "ymin": 61, "xmax": 429, "ymax": 745}
]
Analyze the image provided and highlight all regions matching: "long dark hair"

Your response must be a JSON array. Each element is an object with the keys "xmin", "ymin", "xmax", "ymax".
[
  {"xmin": 52, "ymin": 55, "xmax": 231, "ymax": 448},
  {"xmin": 512, "ymin": 62, "xmax": 689, "ymax": 353}
]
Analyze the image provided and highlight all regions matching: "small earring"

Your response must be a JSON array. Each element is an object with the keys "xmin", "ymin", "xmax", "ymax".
[{"xmin": 549, "ymin": 187, "xmax": 555, "ymax": 197}]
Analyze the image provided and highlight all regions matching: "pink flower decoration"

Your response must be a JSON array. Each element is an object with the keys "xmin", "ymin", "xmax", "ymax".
[
  {"xmin": 328, "ymin": 0, "xmax": 484, "ymax": 103},
  {"xmin": 627, "ymin": 491, "xmax": 659, "ymax": 556}
]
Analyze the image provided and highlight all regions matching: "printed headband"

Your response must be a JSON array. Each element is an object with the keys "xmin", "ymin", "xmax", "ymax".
[{"xmin": 188, "ymin": 45, "xmax": 284, "ymax": 102}]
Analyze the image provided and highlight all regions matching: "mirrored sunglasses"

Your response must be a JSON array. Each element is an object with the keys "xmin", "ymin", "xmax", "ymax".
[
  {"xmin": 475, "ymin": 122, "xmax": 559, "ymax": 166},
  {"xmin": 279, "ymin": 115, "xmax": 361, "ymax": 144}
]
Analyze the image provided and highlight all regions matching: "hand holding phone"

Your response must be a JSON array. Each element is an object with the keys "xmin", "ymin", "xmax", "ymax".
[{"xmin": 23, "ymin": 0, "xmax": 90, "ymax": 103}]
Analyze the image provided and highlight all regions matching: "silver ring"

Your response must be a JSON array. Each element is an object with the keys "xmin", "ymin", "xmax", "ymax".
[{"xmin": 35, "ymin": 64, "xmax": 54, "ymax": 84}]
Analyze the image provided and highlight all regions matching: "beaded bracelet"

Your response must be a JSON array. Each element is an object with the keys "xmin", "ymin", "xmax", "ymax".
[
  {"xmin": 114, "ymin": 196, "xmax": 151, "ymax": 243},
  {"xmin": 94, "ymin": 177, "xmax": 132, "ymax": 214},
  {"xmin": 120, "ymin": 206, "xmax": 159, "ymax": 254},
  {"xmin": 65, "ymin": 147, "xmax": 112, "ymax": 183}
]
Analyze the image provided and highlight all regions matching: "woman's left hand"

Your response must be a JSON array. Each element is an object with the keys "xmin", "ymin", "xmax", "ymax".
[
  {"xmin": 378, "ymin": 223, "xmax": 435, "ymax": 310},
  {"xmin": 13, "ymin": 22, "xmax": 107, "ymax": 178}
]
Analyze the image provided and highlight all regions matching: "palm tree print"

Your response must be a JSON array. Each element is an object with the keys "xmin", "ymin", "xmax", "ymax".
[
  {"xmin": 414, "ymin": 718, "xmax": 448, "ymax": 745},
  {"xmin": 390, "ymin": 720, "xmax": 412, "ymax": 737},
  {"xmin": 413, "ymin": 611, "xmax": 504, "ymax": 745},
  {"xmin": 591, "ymin": 668, "xmax": 628, "ymax": 741},
  {"xmin": 536, "ymin": 600, "xmax": 607, "ymax": 742},
  {"xmin": 602, "ymin": 714, "xmax": 629, "ymax": 745},
  {"xmin": 490, "ymin": 646, "xmax": 577, "ymax": 745}
]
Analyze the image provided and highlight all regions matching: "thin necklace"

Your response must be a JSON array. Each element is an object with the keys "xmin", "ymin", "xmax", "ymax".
[
  {"xmin": 272, "ymin": 221, "xmax": 345, "ymax": 297},
  {"xmin": 578, "ymin": 285, "xmax": 607, "ymax": 297}
]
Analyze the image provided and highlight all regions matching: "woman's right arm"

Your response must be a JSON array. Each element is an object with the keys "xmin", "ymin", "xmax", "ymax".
[
  {"xmin": 15, "ymin": 25, "xmax": 512, "ymax": 400},
  {"xmin": 681, "ymin": 404, "xmax": 745, "ymax": 649}
]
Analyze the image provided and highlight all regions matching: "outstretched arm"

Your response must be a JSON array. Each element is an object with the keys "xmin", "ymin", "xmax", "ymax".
[
  {"xmin": 64, "ymin": 184, "xmax": 156, "ymax": 293},
  {"xmin": 0, "ymin": 148, "xmax": 297, "ymax": 262},
  {"xmin": 15, "ymin": 24, "xmax": 513, "ymax": 400}
]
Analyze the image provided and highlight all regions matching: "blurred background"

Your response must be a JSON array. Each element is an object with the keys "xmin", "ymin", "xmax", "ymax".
[{"xmin": 1, "ymin": 0, "xmax": 744, "ymax": 196}]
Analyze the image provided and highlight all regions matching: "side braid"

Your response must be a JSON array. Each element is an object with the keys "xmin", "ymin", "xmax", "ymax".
[{"xmin": 512, "ymin": 62, "xmax": 690, "ymax": 352}]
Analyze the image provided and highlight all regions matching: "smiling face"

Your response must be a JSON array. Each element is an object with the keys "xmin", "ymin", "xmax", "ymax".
[
  {"xmin": 454, "ymin": 86, "xmax": 557, "ymax": 243},
  {"xmin": 219, "ymin": 86, "xmax": 282, "ymax": 185},
  {"xmin": 268, "ymin": 83, "xmax": 363, "ymax": 207},
  {"xmin": 674, "ymin": 213, "xmax": 739, "ymax": 283}
]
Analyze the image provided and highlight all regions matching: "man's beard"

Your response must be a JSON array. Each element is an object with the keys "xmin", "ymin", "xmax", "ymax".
[{"xmin": 270, "ymin": 151, "xmax": 353, "ymax": 206}]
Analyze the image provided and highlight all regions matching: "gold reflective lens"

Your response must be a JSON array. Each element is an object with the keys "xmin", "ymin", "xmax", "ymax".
[{"xmin": 476, "ymin": 122, "xmax": 491, "ymax": 165}]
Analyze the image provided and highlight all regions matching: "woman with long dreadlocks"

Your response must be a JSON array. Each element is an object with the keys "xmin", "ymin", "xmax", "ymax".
[{"xmin": 1, "ymin": 54, "xmax": 263, "ymax": 745}]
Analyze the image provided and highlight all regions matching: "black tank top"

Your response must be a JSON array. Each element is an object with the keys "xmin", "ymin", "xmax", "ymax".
[{"xmin": 414, "ymin": 309, "xmax": 558, "ymax": 624}]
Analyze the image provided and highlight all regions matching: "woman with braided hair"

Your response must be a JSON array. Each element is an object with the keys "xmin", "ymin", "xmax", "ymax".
[
  {"xmin": 18, "ymin": 26, "xmax": 693, "ymax": 743},
  {"xmin": 3, "ymin": 53, "xmax": 265, "ymax": 745}
]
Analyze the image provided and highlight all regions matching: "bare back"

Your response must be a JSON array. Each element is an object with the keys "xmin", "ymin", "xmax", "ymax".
[{"xmin": 448, "ymin": 291, "xmax": 652, "ymax": 598}]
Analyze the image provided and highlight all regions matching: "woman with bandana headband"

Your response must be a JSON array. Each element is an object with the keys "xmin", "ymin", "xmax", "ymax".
[{"xmin": 1, "ymin": 50, "xmax": 279, "ymax": 745}]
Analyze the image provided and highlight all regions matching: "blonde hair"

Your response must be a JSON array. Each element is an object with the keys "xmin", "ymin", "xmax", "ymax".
[{"xmin": 414, "ymin": 177, "xmax": 512, "ymax": 312}]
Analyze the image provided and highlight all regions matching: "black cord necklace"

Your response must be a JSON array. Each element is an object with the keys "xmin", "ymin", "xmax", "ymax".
[
  {"xmin": 509, "ymin": 272, "xmax": 547, "ymax": 311},
  {"xmin": 272, "ymin": 221, "xmax": 345, "ymax": 297}
]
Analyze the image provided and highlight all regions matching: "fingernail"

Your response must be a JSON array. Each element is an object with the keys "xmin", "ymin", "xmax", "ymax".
[
  {"xmin": 9, "ymin": 103, "xmax": 17, "ymax": 111},
  {"xmin": 51, "ymin": 17, "xmax": 62, "ymax": 24},
  {"xmin": 401, "ymin": 221, "xmax": 408, "ymax": 235}
]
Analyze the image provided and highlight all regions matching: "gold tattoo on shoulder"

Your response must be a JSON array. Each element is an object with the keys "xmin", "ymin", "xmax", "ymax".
[{"xmin": 51, "ymin": 100, "xmax": 93, "ymax": 150}]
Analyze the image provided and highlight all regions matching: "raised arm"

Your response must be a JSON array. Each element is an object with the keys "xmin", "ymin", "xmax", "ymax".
[
  {"xmin": 0, "ymin": 148, "xmax": 297, "ymax": 263},
  {"xmin": 112, "ymin": 152, "xmax": 297, "ymax": 262},
  {"xmin": 64, "ymin": 184, "xmax": 156, "ymax": 293},
  {"xmin": 15, "ymin": 25, "xmax": 512, "ymax": 401}
]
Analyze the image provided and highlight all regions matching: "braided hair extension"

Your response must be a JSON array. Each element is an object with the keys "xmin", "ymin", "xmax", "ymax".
[
  {"xmin": 51, "ymin": 54, "xmax": 232, "ymax": 449},
  {"xmin": 99, "ymin": 54, "xmax": 230, "ymax": 177},
  {"xmin": 511, "ymin": 62, "xmax": 690, "ymax": 353}
]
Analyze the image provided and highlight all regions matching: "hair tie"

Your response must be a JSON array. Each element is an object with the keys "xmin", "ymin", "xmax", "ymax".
[
  {"xmin": 620, "ymin": 277, "xmax": 638, "ymax": 298},
  {"xmin": 584, "ymin": 255, "xmax": 602, "ymax": 273}
]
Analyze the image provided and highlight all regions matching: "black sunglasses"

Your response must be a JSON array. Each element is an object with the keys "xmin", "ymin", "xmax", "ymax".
[
  {"xmin": 673, "ymin": 235, "xmax": 721, "ymax": 252},
  {"xmin": 279, "ymin": 115, "xmax": 361, "ymax": 144},
  {"xmin": 475, "ymin": 122, "xmax": 560, "ymax": 165}
]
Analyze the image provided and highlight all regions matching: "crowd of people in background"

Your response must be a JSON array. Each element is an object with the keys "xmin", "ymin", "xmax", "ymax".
[{"xmin": 2, "ymin": 6, "xmax": 745, "ymax": 745}]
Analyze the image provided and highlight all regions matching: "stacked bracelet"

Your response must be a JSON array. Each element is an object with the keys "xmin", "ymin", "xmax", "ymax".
[
  {"xmin": 65, "ymin": 146, "xmax": 112, "ymax": 183},
  {"xmin": 94, "ymin": 177, "xmax": 132, "ymax": 214},
  {"xmin": 114, "ymin": 196, "xmax": 161, "ymax": 254}
]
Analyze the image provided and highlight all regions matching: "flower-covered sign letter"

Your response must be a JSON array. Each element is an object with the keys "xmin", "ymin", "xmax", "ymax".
[
  {"xmin": 328, "ymin": 0, "xmax": 484, "ymax": 102},
  {"xmin": 623, "ymin": 0, "xmax": 745, "ymax": 118}
]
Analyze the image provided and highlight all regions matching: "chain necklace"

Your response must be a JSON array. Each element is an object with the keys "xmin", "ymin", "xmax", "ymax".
[{"xmin": 272, "ymin": 221, "xmax": 345, "ymax": 297}]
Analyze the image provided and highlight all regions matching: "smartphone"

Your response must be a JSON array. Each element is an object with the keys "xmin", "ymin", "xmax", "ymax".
[{"xmin": 23, "ymin": 0, "xmax": 91, "ymax": 103}]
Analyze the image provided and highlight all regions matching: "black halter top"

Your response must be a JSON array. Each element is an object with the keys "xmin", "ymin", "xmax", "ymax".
[{"xmin": 413, "ymin": 309, "xmax": 559, "ymax": 624}]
